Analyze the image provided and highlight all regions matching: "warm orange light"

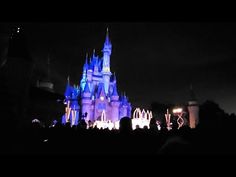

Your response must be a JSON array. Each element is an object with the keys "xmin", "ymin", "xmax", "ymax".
[{"xmin": 173, "ymin": 108, "xmax": 183, "ymax": 114}]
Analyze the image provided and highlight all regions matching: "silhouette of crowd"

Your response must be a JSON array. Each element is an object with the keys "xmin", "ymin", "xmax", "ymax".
[{"xmin": 0, "ymin": 99, "xmax": 234, "ymax": 157}]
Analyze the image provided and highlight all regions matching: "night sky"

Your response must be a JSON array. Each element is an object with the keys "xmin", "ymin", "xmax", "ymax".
[{"xmin": 10, "ymin": 22, "xmax": 236, "ymax": 114}]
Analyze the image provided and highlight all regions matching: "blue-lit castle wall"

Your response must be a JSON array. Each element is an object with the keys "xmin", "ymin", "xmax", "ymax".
[{"xmin": 62, "ymin": 30, "xmax": 132, "ymax": 125}]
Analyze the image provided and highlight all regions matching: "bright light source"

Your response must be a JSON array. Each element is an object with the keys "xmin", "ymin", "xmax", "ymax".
[
  {"xmin": 173, "ymin": 108, "xmax": 183, "ymax": 114},
  {"xmin": 100, "ymin": 96, "xmax": 104, "ymax": 101},
  {"xmin": 32, "ymin": 119, "xmax": 40, "ymax": 123}
]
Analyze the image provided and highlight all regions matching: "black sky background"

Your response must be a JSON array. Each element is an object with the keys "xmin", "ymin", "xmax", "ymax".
[{"xmin": 4, "ymin": 22, "xmax": 236, "ymax": 114}]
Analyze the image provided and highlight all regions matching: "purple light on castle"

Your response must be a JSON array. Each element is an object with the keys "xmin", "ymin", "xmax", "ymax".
[{"xmin": 62, "ymin": 28, "xmax": 132, "ymax": 126}]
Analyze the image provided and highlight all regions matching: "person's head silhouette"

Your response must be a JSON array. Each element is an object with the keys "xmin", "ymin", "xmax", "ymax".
[{"xmin": 119, "ymin": 117, "xmax": 132, "ymax": 134}]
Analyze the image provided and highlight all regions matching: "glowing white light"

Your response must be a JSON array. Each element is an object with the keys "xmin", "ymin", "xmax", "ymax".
[
  {"xmin": 101, "ymin": 110, "xmax": 106, "ymax": 122},
  {"xmin": 65, "ymin": 101, "xmax": 71, "ymax": 122},
  {"xmin": 43, "ymin": 139, "xmax": 48, "ymax": 142},
  {"xmin": 32, "ymin": 119, "xmax": 40, "ymax": 123},
  {"xmin": 173, "ymin": 108, "xmax": 183, "ymax": 114},
  {"xmin": 92, "ymin": 117, "xmax": 119, "ymax": 130},
  {"xmin": 71, "ymin": 109, "xmax": 77, "ymax": 126},
  {"xmin": 157, "ymin": 124, "xmax": 161, "ymax": 130},
  {"xmin": 114, "ymin": 121, "xmax": 120, "ymax": 130},
  {"xmin": 100, "ymin": 96, "xmax": 104, "ymax": 101},
  {"xmin": 107, "ymin": 121, "xmax": 114, "ymax": 130},
  {"xmin": 165, "ymin": 109, "xmax": 172, "ymax": 131},
  {"xmin": 132, "ymin": 108, "xmax": 153, "ymax": 130}
]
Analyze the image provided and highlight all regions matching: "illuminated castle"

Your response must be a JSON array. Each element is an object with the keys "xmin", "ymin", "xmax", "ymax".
[{"xmin": 62, "ymin": 29, "xmax": 132, "ymax": 126}]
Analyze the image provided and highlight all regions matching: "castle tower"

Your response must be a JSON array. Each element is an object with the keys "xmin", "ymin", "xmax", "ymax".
[
  {"xmin": 110, "ymin": 83, "xmax": 120, "ymax": 122},
  {"xmin": 102, "ymin": 28, "xmax": 112, "ymax": 95},
  {"xmin": 87, "ymin": 55, "xmax": 93, "ymax": 82},
  {"xmin": 92, "ymin": 49, "xmax": 99, "ymax": 74},
  {"xmin": 80, "ymin": 53, "xmax": 88, "ymax": 91},
  {"xmin": 81, "ymin": 81, "xmax": 92, "ymax": 121},
  {"xmin": 64, "ymin": 76, "xmax": 72, "ymax": 99},
  {"xmin": 119, "ymin": 92, "xmax": 131, "ymax": 118},
  {"xmin": 187, "ymin": 85, "xmax": 199, "ymax": 129}
]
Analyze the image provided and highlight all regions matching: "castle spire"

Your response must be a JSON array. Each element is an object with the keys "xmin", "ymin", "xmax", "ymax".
[
  {"xmin": 105, "ymin": 27, "xmax": 109, "ymax": 43},
  {"xmin": 85, "ymin": 53, "xmax": 88, "ymax": 63},
  {"xmin": 67, "ymin": 75, "xmax": 70, "ymax": 84},
  {"xmin": 113, "ymin": 72, "xmax": 116, "ymax": 81},
  {"xmin": 99, "ymin": 83, "xmax": 106, "ymax": 97},
  {"xmin": 84, "ymin": 81, "xmax": 90, "ymax": 93},
  {"xmin": 64, "ymin": 75, "xmax": 72, "ymax": 98},
  {"xmin": 93, "ymin": 49, "xmax": 96, "ymax": 57},
  {"xmin": 83, "ymin": 53, "xmax": 89, "ymax": 71},
  {"xmin": 112, "ymin": 84, "xmax": 119, "ymax": 96}
]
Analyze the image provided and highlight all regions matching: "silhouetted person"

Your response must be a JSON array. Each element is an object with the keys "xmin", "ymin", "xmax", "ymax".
[
  {"xmin": 65, "ymin": 122, "xmax": 71, "ymax": 128},
  {"xmin": 149, "ymin": 118, "xmax": 157, "ymax": 129},
  {"xmin": 79, "ymin": 119, "xmax": 87, "ymax": 129},
  {"xmin": 119, "ymin": 117, "xmax": 132, "ymax": 134}
]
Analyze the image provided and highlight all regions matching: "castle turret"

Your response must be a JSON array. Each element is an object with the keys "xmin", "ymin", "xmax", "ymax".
[
  {"xmin": 102, "ymin": 28, "xmax": 112, "ymax": 95},
  {"xmin": 98, "ymin": 83, "xmax": 106, "ymax": 99},
  {"xmin": 81, "ymin": 81, "xmax": 92, "ymax": 121},
  {"xmin": 80, "ymin": 54, "xmax": 88, "ymax": 91},
  {"xmin": 64, "ymin": 76, "xmax": 72, "ymax": 99},
  {"xmin": 187, "ymin": 85, "xmax": 199, "ymax": 129},
  {"xmin": 110, "ymin": 84, "xmax": 120, "ymax": 122},
  {"xmin": 87, "ymin": 55, "xmax": 93, "ymax": 82},
  {"xmin": 92, "ymin": 49, "xmax": 100, "ymax": 74},
  {"xmin": 70, "ymin": 85, "xmax": 80, "ymax": 126}
]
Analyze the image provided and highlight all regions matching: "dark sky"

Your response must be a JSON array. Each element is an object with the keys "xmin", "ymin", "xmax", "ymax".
[{"xmin": 18, "ymin": 22, "xmax": 236, "ymax": 114}]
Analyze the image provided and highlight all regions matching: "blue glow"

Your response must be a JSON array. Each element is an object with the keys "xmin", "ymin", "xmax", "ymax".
[{"xmin": 62, "ymin": 29, "xmax": 132, "ymax": 125}]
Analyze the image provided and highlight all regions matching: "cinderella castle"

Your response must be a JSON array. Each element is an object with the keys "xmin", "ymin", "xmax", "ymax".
[{"xmin": 62, "ymin": 29, "xmax": 132, "ymax": 126}]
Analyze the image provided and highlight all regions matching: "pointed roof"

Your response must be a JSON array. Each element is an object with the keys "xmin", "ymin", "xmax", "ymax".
[
  {"xmin": 103, "ymin": 27, "xmax": 112, "ymax": 49},
  {"xmin": 67, "ymin": 75, "xmax": 70, "ymax": 84},
  {"xmin": 113, "ymin": 72, "xmax": 116, "ymax": 82},
  {"xmin": 93, "ymin": 49, "xmax": 96, "ymax": 57},
  {"xmin": 88, "ymin": 56, "xmax": 93, "ymax": 70},
  {"xmin": 98, "ymin": 83, "xmax": 106, "ymax": 97},
  {"xmin": 64, "ymin": 76, "xmax": 72, "ymax": 97},
  {"xmin": 83, "ymin": 54, "xmax": 89, "ymax": 70},
  {"xmin": 122, "ymin": 92, "xmax": 128, "ymax": 103},
  {"xmin": 105, "ymin": 27, "xmax": 109, "ymax": 43},
  {"xmin": 111, "ymin": 84, "xmax": 119, "ymax": 96},
  {"xmin": 84, "ymin": 81, "xmax": 91, "ymax": 93}
]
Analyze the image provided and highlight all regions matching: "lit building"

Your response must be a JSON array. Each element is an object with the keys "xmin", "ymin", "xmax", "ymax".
[
  {"xmin": 62, "ymin": 28, "xmax": 132, "ymax": 126},
  {"xmin": 187, "ymin": 85, "xmax": 199, "ymax": 128}
]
